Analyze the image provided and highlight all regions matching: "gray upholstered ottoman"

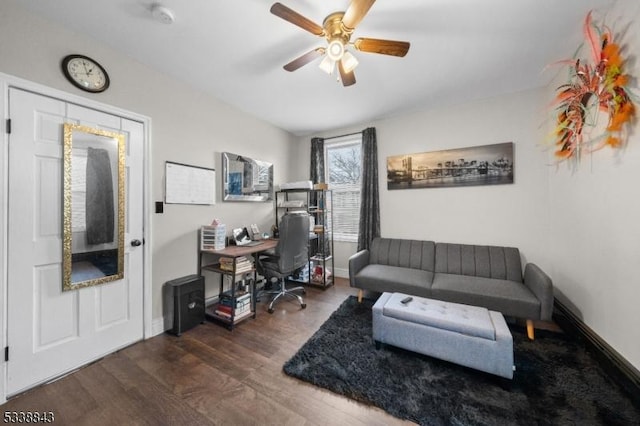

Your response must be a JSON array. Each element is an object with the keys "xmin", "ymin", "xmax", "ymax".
[{"xmin": 372, "ymin": 292, "xmax": 514, "ymax": 379}]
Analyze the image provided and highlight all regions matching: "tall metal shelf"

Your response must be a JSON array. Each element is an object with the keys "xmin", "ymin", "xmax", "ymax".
[{"xmin": 275, "ymin": 189, "xmax": 334, "ymax": 288}]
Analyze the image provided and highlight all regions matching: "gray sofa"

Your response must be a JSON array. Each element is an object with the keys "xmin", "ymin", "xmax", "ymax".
[{"xmin": 348, "ymin": 237, "xmax": 554, "ymax": 339}]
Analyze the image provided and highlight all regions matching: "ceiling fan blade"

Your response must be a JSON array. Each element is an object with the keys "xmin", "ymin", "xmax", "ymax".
[
  {"xmin": 283, "ymin": 48, "xmax": 326, "ymax": 72},
  {"xmin": 338, "ymin": 60, "xmax": 356, "ymax": 87},
  {"xmin": 353, "ymin": 38, "xmax": 410, "ymax": 57},
  {"xmin": 270, "ymin": 3, "xmax": 324, "ymax": 36},
  {"xmin": 342, "ymin": 0, "xmax": 376, "ymax": 31}
]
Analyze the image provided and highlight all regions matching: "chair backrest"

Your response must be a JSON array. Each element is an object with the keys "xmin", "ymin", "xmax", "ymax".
[{"xmin": 276, "ymin": 213, "xmax": 310, "ymax": 275}]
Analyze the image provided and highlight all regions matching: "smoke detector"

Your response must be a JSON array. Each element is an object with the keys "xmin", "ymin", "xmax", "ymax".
[{"xmin": 151, "ymin": 4, "xmax": 175, "ymax": 24}]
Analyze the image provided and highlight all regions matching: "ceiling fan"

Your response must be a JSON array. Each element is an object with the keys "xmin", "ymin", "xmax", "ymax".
[{"xmin": 271, "ymin": 0, "xmax": 410, "ymax": 87}]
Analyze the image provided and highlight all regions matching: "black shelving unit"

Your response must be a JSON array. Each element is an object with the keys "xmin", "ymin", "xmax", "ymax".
[{"xmin": 275, "ymin": 189, "xmax": 334, "ymax": 288}]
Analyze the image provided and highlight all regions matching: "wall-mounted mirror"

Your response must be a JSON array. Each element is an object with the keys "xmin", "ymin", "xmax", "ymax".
[
  {"xmin": 222, "ymin": 152, "xmax": 273, "ymax": 202},
  {"xmin": 63, "ymin": 123, "xmax": 125, "ymax": 291}
]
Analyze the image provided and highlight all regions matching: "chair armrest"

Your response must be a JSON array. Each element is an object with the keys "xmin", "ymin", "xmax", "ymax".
[
  {"xmin": 524, "ymin": 263, "xmax": 554, "ymax": 321},
  {"xmin": 259, "ymin": 248, "xmax": 277, "ymax": 258},
  {"xmin": 348, "ymin": 249, "xmax": 370, "ymax": 288},
  {"xmin": 255, "ymin": 251, "xmax": 278, "ymax": 274}
]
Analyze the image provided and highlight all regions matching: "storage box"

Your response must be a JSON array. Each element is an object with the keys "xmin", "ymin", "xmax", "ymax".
[{"xmin": 201, "ymin": 225, "xmax": 226, "ymax": 250}]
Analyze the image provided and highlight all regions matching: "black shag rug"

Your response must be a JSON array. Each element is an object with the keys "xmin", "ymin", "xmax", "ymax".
[{"xmin": 283, "ymin": 296, "xmax": 640, "ymax": 426}]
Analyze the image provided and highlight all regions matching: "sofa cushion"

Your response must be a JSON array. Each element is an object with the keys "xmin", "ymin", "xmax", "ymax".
[
  {"xmin": 431, "ymin": 273, "xmax": 540, "ymax": 319},
  {"xmin": 354, "ymin": 264, "xmax": 433, "ymax": 297},
  {"xmin": 382, "ymin": 293, "xmax": 496, "ymax": 340},
  {"xmin": 370, "ymin": 238, "xmax": 435, "ymax": 272},
  {"xmin": 435, "ymin": 243, "xmax": 522, "ymax": 282}
]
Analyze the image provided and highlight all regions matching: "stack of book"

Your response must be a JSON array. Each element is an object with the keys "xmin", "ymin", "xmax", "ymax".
[
  {"xmin": 218, "ymin": 256, "xmax": 253, "ymax": 273},
  {"xmin": 214, "ymin": 290, "xmax": 252, "ymax": 321}
]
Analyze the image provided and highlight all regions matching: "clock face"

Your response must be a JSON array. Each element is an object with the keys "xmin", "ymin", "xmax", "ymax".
[{"xmin": 61, "ymin": 55, "xmax": 110, "ymax": 93}]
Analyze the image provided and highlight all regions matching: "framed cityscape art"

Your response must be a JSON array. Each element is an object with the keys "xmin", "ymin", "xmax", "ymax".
[{"xmin": 387, "ymin": 142, "xmax": 514, "ymax": 190}]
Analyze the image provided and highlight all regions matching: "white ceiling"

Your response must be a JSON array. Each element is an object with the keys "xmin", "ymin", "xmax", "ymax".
[{"xmin": 17, "ymin": 0, "xmax": 611, "ymax": 136}]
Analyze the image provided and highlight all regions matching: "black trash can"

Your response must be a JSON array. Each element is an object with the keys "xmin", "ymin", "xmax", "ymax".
[{"xmin": 163, "ymin": 274, "xmax": 205, "ymax": 336}]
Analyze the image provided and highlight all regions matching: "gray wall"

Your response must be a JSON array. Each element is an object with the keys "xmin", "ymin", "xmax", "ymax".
[
  {"xmin": 297, "ymin": 88, "xmax": 550, "ymax": 278},
  {"xmin": 544, "ymin": 0, "xmax": 640, "ymax": 373},
  {"xmin": 0, "ymin": 1, "xmax": 296, "ymax": 325}
]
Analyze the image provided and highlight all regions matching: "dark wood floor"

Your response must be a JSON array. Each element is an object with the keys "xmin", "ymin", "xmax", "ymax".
[{"xmin": 3, "ymin": 278, "xmax": 413, "ymax": 425}]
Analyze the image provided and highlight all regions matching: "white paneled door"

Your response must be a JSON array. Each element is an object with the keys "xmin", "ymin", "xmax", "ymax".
[{"xmin": 6, "ymin": 89, "xmax": 144, "ymax": 396}]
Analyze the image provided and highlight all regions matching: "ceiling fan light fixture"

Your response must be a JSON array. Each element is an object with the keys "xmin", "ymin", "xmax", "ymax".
[
  {"xmin": 341, "ymin": 50, "xmax": 359, "ymax": 73},
  {"xmin": 327, "ymin": 39, "xmax": 345, "ymax": 61},
  {"xmin": 271, "ymin": 1, "xmax": 411, "ymax": 87},
  {"xmin": 319, "ymin": 55, "xmax": 335, "ymax": 74}
]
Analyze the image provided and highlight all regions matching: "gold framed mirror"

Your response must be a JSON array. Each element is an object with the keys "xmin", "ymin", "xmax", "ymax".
[{"xmin": 63, "ymin": 123, "xmax": 125, "ymax": 291}]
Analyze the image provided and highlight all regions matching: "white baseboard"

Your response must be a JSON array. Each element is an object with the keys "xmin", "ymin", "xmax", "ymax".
[
  {"xmin": 150, "ymin": 317, "xmax": 166, "ymax": 338},
  {"xmin": 333, "ymin": 267, "xmax": 348, "ymax": 279}
]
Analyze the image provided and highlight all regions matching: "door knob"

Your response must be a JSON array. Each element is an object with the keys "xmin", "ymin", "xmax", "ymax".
[{"xmin": 130, "ymin": 239, "xmax": 142, "ymax": 247}]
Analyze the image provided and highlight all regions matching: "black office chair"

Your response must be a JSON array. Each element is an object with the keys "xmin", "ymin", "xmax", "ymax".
[{"xmin": 257, "ymin": 212, "xmax": 309, "ymax": 313}]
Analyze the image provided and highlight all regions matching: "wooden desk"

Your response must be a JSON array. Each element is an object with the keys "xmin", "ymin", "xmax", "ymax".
[
  {"xmin": 200, "ymin": 239, "xmax": 278, "ymax": 260},
  {"xmin": 198, "ymin": 239, "xmax": 277, "ymax": 329}
]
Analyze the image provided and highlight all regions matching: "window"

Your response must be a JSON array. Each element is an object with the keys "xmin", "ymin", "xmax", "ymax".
[{"xmin": 325, "ymin": 137, "xmax": 362, "ymax": 242}]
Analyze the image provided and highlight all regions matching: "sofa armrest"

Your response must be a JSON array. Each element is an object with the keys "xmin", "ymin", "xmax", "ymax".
[
  {"xmin": 524, "ymin": 263, "xmax": 554, "ymax": 321},
  {"xmin": 348, "ymin": 249, "xmax": 370, "ymax": 288}
]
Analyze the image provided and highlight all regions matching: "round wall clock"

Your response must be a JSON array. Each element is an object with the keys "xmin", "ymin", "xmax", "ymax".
[{"xmin": 61, "ymin": 54, "xmax": 110, "ymax": 93}]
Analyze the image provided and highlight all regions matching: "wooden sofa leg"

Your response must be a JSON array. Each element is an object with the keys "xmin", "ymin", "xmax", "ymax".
[
  {"xmin": 358, "ymin": 289, "xmax": 363, "ymax": 303},
  {"xmin": 526, "ymin": 320, "xmax": 535, "ymax": 340}
]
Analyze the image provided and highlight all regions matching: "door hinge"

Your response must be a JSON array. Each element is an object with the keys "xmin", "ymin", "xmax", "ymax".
[
  {"xmin": 5, "ymin": 119, "xmax": 11, "ymax": 134},
  {"xmin": 4, "ymin": 346, "xmax": 8, "ymax": 362}
]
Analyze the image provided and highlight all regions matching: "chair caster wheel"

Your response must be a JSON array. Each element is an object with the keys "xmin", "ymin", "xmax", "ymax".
[
  {"xmin": 302, "ymin": 289, "xmax": 306, "ymax": 294},
  {"xmin": 268, "ymin": 308, "xmax": 274, "ymax": 314},
  {"xmin": 301, "ymin": 303, "xmax": 307, "ymax": 309}
]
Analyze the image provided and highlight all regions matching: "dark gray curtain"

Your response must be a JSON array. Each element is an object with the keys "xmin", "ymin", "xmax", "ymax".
[
  {"xmin": 309, "ymin": 137, "xmax": 327, "ymax": 256},
  {"xmin": 310, "ymin": 137, "xmax": 325, "ymax": 185},
  {"xmin": 310, "ymin": 137, "xmax": 324, "ymax": 208},
  {"xmin": 357, "ymin": 127, "xmax": 380, "ymax": 251},
  {"xmin": 86, "ymin": 147, "xmax": 115, "ymax": 245}
]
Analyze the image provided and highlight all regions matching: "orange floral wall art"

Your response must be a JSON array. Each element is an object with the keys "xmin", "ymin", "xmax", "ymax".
[{"xmin": 549, "ymin": 11, "xmax": 636, "ymax": 161}]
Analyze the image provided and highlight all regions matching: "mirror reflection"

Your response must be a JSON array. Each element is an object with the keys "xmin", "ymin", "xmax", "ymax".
[
  {"xmin": 222, "ymin": 152, "xmax": 273, "ymax": 202},
  {"xmin": 63, "ymin": 124, "xmax": 125, "ymax": 291}
]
